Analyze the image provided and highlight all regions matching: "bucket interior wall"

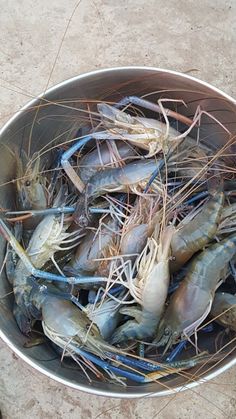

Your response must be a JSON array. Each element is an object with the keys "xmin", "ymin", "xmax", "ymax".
[{"xmin": 0, "ymin": 68, "xmax": 236, "ymax": 396}]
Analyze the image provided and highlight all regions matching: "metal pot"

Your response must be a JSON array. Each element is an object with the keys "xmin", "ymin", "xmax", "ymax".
[{"xmin": 0, "ymin": 67, "xmax": 236, "ymax": 397}]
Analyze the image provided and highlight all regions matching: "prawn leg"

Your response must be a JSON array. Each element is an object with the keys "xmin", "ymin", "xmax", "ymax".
[
  {"xmin": 5, "ymin": 221, "xmax": 22, "ymax": 284},
  {"xmin": 144, "ymin": 158, "xmax": 165, "ymax": 192},
  {"xmin": 114, "ymin": 96, "xmax": 193, "ymax": 126},
  {"xmin": 165, "ymin": 340, "xmax": 187, "ymax": 362},
  {"xmin": 32, "ymin": 270, "xmax": 107, "ymax": 285},
  {"xmin": 229, "ymin": 260, "xmax": 236, "ymax": 281},
  {"xmin": 183, "ymin": 191, "xmax": 209, "ymax": 206},
  {"xmin": 64, "ymin": 347, "xmax": 216, "ymax": 383},
  {"xmin": 61, "ymin": 136, "xmax": 92, "ymax": 192},
  {"xmin": 105, "ymin": 352, "xmax": 162, "ymax": 372},
  {"xmin": 61, "ymin": 133, "xmax": 126, "ymax": 193},
  {"xmin": 6, "ymin": 206, "xmax": 75, "ymax": 221},
  {"xmin": 6, "ymin": 206, "xmax": 112, "ymax": 220},
  {"xmin": 64, "ymin": 347, "xmax": 146, "ymax": 384}
]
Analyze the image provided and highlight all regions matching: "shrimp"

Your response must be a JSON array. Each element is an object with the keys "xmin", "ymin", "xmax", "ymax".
[
  {"xmin": 170, "ymin": 188, "xmax": 224, "ymax": 272},
  {"xmin": 41, "ymin": 297, "xmax": 113, "ymax": 356},
  {"xmin": 9, "ymin": 211, "xmax": 81, "ymax": 334},
  {"xmin": 154, "ymin": 234, "xmax": 236, "ymax": 350},
  {"xmin": 98, "ymin": 103, "xmax": 186, "ymax": 157},
  {"xmin": 16, "ymin": 150, "xmax": 47, "ymax": 212},
  {"xmin": 86, "ymin": 159, "xmax": 161, "ymax": 197},
  {"xmin": 210, "ymin": 292, "xmax": 236, "ymax": 332},
  {"xmin": 5, "ymin": 152, "xmax": 55, "ymax": 309},
  {"xmin": 74, "ymin": 158, "xmax": 162, "ymax": 226},
  {"xmin": 111, "ymin": 226, "xmax": 174, "ymax": 343},
  {"xmin": 14, "ymin": 150, "xmax": 49, "ymax": 238}
]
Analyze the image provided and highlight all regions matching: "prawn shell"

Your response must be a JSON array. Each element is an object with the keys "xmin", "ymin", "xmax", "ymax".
[
  {"xmin": 86, "ymin": 299, "xmax": 121, "ymax": 340},
  {"xmin": 116, "ymin": 160, "xmax": 160, "ymax": 186},
  {"xmin": 170, "ymin": 191, "xmax": 224, "ymax": 272},
  {"xmin": 120, "ymin": 224, "xmax": 149, "ymax": 258},
  {"xmin": 79, "ymin": 141, "xmax": 137, "ymax": 183},
  {"xmin": 65, "ymin": 218, "xmax": 117, "ymax": 275},
  {"xmin": 142, "ymin": 261, "xmax": 170, "ymax": 317},
  {"xmin": 15, "ymin": 151, "xmax": 48, "ymax": 231},
  {"xmin": 16, "ymin": 152, "xmax": 47, "ymax": 211},
  {"xmin": 86, "ymin": 159, "xmax": 160, "ymax": 198},
  {"xmin": 155, "ymin": 234, "xmax": 236, "ymax": 345}
]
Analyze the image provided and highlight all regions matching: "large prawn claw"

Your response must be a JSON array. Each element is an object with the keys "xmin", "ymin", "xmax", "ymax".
[
  {"xmin": 111, "ymin": 306, "xmax": 156, "ymax": 344},
  {"xmin": 114, "ymin": 96, "xmax": 193, "ymax": 127}
]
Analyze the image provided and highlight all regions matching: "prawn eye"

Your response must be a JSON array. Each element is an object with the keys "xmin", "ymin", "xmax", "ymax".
[
  {"xmin": 25, "ymin": 180, "xmax": 31, "ymax": 187},
  {"xmin": 164, "ymin": 327, "xmax": 171, "ymax": 336}
]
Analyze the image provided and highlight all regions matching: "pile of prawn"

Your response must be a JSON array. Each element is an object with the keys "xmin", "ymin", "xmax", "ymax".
[{"xmin": 2, "ymin": 95, "xmax": 236, "ymax": 387}]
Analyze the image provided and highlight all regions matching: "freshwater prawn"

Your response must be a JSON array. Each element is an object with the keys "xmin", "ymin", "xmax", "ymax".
[
  {"xmin": 154, "ymin": 234, "xmax": 236, "ymax": 351},
  {"xmin": 170, "ymin": 184, "xmax": 224, "ymax": 272},
  {"xmin": 5, "ymin": 149, "xmax": 49, "ymax": 286},
  {"xmin": 74, "ymin": 158, "xmax": 163, "ymax": 226},
  {"xmin": 112, "ymin": 225, "xmax": 174, "ymax": 343},
  {"xmin": 3, "ymin": 189, "xmax": 82, "ymax": 334},
  {"xmin": 98, "ymin": 102, "xmax": 187, "ymax": 157},
  {"xmin": 15, "ymin": 150, "xmax": 48, "ymax": 215}
]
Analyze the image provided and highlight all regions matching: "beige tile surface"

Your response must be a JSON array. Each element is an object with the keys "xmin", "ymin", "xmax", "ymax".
[{"xmin": 0, "ymin": 1, "xmax": 236, "ymax": 417}]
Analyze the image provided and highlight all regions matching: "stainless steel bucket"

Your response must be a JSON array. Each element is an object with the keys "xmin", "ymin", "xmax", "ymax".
[{"xmin": 1, "ymin": 67, "xmax": 236, "ymax": 398}]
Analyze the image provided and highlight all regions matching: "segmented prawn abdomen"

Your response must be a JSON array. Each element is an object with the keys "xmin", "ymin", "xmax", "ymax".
[
  {"xmin": 120, "ymin": 224, "xmax": 149, "ymax": 258},
  {"xmin": 86, "ymin": 168, "xmax": 121, "ymax": 198},
  {"xmin": 64, "ymin": 218, "xmax": 117, "ymax": 275},
  {"xmin": 79, "ymin": 141, "xmax": 137, "ymax": 183},
  {"xmin": 86, "ymin": 159, "xmax": 159, "ymax": 198},
  {"xmin": 170, "ymin": 192, "xmax": 224, "ymax": 271}
]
